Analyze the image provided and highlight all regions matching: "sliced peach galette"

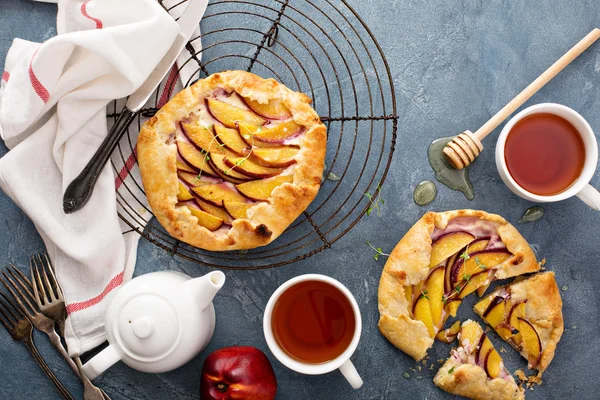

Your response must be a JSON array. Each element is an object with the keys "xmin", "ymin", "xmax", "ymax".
[
  {"xmin": 474, "ymin": 272, "xmax": 564, "ymax": 373},
  {"xmin": 378, "ymin": 210, "xmax": 539, "ymax": 360},
  {"xmin": 138, "ymin": 71, "xmax": 326, "ymax": 250},
  {"xmin": 434, "ymin": 320, "xmax": 524, "ymax": 400}
]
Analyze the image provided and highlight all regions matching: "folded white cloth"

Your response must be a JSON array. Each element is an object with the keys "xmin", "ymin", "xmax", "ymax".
[{"xmin": 0, "ymin": 0, "xmax": 205, "ymax": 355}]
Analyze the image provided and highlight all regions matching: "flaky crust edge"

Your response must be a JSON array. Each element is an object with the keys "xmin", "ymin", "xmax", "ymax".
[
  {"xmin": 137, "ymin": 70, "xmax": 326, "ymax": 251},
  {"xmin": 377, "ymin": 209, "xmax": 539, "ymax": 361},
  {"xmin": 474, "ymin": 271, "xmax": 564, "ymax": 373}
]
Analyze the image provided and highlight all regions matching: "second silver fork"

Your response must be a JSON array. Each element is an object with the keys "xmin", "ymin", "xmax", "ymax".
[{"xmin": 31, "ymin": 253, "xmax": 109, "ymax": 400}]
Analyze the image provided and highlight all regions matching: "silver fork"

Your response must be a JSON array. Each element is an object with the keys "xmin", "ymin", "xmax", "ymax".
[
  {"xmin": 31, "ymin": 253, "xmax": 109, "ymax": 400},
  {"xmin": 0, "ymin": 291, "xmax": 75, "ymax": 400},
  {"xmin": 0, "ymin": 264, "xmax": 78, "ymax": 375}
]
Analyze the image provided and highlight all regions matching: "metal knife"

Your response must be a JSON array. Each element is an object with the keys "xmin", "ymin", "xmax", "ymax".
[{"xmin": 62, "ymin": 0, "xmax": 206, "ymax": 213}]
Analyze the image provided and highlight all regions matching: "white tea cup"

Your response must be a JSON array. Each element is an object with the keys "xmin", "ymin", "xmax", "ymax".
[
  {"xmin": 263, "ymin": 274, "xmax": 363, "ymax": 389},
  {"xmin": 496, "ymin": 103, "xmax": 600, "ymax": 210}
]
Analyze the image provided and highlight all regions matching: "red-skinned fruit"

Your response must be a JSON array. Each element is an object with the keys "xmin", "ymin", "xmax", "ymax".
[{"xmin": 200, "ymin": 346, "xmax": 277, "ymax": 400}]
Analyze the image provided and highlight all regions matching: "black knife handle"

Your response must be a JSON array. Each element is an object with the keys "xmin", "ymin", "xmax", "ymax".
[{"xmin": 63, "ymin": 107, "xmax": 137, "ymax": 213}]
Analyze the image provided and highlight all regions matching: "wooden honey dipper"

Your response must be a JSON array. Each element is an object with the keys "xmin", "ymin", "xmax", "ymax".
[{"xmin": 444, "ymin": 28, "xmax": 600, "ymax": 170}]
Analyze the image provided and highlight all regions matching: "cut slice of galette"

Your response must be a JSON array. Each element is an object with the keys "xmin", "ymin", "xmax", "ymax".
[
  {"xmin": 434, "ymin": 320, "xmax": 524, "ymax": 400},
  {"xmin": 474, "ymin": 272, "xmax": 563, "ymax": 373},
  {"xmin": 138, "ymin": 71, "xmax": 327, "ymax": 250},
  {"xmin": 378, "ymin": 210, "xmax": 539, "ymax": 360}
]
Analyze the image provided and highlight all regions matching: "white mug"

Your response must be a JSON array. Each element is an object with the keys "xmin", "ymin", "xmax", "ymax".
[
  {"xmin": 496, "ymin": 103, "xmax": 600, "ymax": 210},
  {"xmin": 263, "ymin": 274, "xmax": 363, "ymax": 389}
]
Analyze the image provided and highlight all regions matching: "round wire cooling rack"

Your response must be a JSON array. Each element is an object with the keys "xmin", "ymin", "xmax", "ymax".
[{"xmin": 110, "ymin": 0, "xmax": 398, "ymax": 270}]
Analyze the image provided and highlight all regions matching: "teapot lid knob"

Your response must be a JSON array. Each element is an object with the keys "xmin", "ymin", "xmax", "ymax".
[{"xmin": 132, "ymin": 316, "xmax": 154, "ymax": 339}]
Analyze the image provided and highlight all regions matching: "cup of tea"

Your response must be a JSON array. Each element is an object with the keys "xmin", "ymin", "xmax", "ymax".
[
  {"xmin": 496, "ymin": 103, "xmax": 600, "ymax": 210},
  {"xmin": 263, "ymin": 274, "xmax": 363, "ymax": 389}
]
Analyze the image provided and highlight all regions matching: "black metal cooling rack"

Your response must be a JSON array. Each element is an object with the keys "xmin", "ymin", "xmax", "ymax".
[{"xmin": 110, "ymin": 0, "xmax": 398, "ymax": 270}]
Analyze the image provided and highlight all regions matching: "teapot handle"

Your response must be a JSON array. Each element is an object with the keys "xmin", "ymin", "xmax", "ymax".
[{"xmin": 82, "ymin": 344, "xmax": 121, "ymax": 380}]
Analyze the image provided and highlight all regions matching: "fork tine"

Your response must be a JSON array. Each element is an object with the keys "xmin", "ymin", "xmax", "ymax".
[
  {"xmin": 0, "ymin": 306, "xmax": 12, "ymax": 331},
  {"xmin": 0, "ymin": 292, "xmax": 21, "ymax": 325},
  {"xmin": 7, "ymin": 264, "xmax": 36, "ymax": 300},
  {"xmin": 31, "ymin": 257, "xmax": 48, "ymax": 306},
  {"xmin": 38, "ymin": 254, "xmax": 57, "ymax": 302},
  {"xmin": 41, "ymin": 253, "xmax": 63, "ymax": 300},
  {"xmin": 0, "ymin": 272, "xmax": 35, "ymax": 318}
]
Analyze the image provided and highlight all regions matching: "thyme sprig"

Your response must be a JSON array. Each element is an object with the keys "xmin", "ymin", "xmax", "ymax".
[
  {"xmin": 365, "ymin": 241, "xmax": 390, "ymax": 261},
  {"xmin": 364, "ymin": 183, "xmax": 385, "ymax": 217}
]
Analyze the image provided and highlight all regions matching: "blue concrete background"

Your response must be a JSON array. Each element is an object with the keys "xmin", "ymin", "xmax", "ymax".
[{"xmin": 1, "ymin": 0, "xmax": 600, "ymax": 399}]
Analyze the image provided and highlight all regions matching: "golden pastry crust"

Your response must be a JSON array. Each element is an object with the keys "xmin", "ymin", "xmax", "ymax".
[
  {"xmin": 475, "ymin": 272, "xmax": 564, "ymax": 372},
  {"xmin": 434, "ymin": 321, "xmax": 524, "ymax": 400},
  {"xmin": 378, "ymin": 210, "xmax": 539, "ymax": 360},
  {"xmin": 137, "ymin": 70, "xmax": 326, "ymax": 250}
]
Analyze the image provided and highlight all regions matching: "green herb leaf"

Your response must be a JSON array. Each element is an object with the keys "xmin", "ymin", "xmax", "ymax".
[
  {"xmin": 327, "ymin": 172, "xmax": 341, "ymax": 181},
  {"xmin": 366, "ymin": 241, "xmax": 390, "ymax": 261},
  {"xmin": 448, "ymin": 367, "xmax": 455, "ymax": 374}
]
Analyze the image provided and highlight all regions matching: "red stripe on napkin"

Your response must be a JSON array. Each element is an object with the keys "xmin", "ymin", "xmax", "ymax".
[
  {"xmin": 81, "ymin": 1, "xmax": 103, "ymax": 29},
  {"xmin": 115, "ymin": 146, "xmax": 137, "ymax": 190},
  {"xmin": 29, "ymin": 51, "xmax": 49, "ymax": 103},
  {"xmin": 1, "ymin": 71, "xmax": 8, "ymax": 82},
  {"xmin": 158, "ymin": 66, "xmax": 179, "ymax": 108},
  {"xmin": 66, "ymin": 272, "xmax": 124, "ymax": 314}
]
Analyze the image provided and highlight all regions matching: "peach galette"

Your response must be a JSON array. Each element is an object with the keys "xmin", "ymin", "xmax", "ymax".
[
  {"xmin": 474, "ymin": 272, "xmax": 563, "ymax": 373},
  {"xmin": 138, "ymin": 71, "xmax": 326, "ymax": 250},
  {"xmin": 434, "ymin": 320, "xmax": 525, "ymax": 400},
  {"xmin": 378, "ymin": 210, "xmax": 539, "ymax": 360}
]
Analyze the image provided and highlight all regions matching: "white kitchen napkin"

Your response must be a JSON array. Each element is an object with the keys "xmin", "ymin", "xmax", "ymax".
[{"xmin": 0, "ymin": 0, "xmax": 205, "ymax": 355}]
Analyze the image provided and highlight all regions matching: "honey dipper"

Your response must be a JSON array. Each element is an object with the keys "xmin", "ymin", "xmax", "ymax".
[{"xmin": 443, "ymin": 28, "xmax": 600, "ymax": 170}]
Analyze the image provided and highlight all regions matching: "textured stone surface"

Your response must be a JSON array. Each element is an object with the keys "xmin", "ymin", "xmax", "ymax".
[{"xmin": 1, "ymin": 0, "xmax": 600, "ymax": 399}]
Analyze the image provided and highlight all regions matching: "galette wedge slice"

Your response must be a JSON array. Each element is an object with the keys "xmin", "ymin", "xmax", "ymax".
[
  {"xmin": 434, "ymin": 320, "xmax": 524, "ymax": 400},
  {"xmin": 474, "ymin": 271, "xmax": 564, "ymax": 373}
]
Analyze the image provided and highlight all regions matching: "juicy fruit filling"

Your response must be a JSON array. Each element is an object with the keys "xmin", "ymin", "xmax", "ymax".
[
  {"xmin": 174, "ymin": 91, "xmax": 305, "ymax": 232},
  {"xmin": 452, "ymin": 321, "xmax": 511, "ymax": 380},
  {"xmin": 406, "ymin": 217, "xmax": 513, "ymax": 339},
  {"xmin": 475, "ymin": 290, "xmax": 542, "ymax": 369}
]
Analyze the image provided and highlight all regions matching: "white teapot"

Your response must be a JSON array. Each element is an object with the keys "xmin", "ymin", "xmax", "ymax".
[{"xmin": 82, "ymin": 270, "xmax": 225, "ymax": 379}]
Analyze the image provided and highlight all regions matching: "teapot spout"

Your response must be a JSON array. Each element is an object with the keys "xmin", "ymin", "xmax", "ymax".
[{"xmin": 184, "ymin": 271, "xmax": 225, "ymax": 311}]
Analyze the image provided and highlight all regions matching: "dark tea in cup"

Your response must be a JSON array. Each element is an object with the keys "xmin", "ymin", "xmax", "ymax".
[
  {"xmin": 504, "ymin": 112, "xmax": 585, "ymax": 195},
  {"xmin": 271, "ymin": 280, "xmax": 355, "ymax": 364}
]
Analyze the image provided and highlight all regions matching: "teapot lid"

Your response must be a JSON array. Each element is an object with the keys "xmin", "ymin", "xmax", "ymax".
[{"xmin": 112, "ymin": 293, "xmax": 180, "ymax": 361}]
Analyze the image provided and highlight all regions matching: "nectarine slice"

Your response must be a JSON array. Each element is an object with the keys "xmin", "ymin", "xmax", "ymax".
[
  {"xmin": 214, "ymin": 124, "xmax": 250, "ymax": 155},
  {"xmin": 176, "ymin": 159, "xmax": 197, "ymax": 173},
  {"xmin": 177, "ymin": 141, "xmax": 218, "ymax": 177},
  {"xmin": 238, "ymin": 123, "xmax": 282, "ymax": 148},
  {"xmin": 238, "ymin": 121, "xmax": 302, "ymax": 145},
  {"xmin": 244, "ymin": 97, "xmax": 292, "ymax": 119},
  {"xmin": 181, "ymin": 122, "xmax": 217, "ymax": 152},
  {"xmin": 192, "ymin": 183, "xmax": 246, "ymax": 206},
  {"xmin": 484, "ymin": 348, "xmax": 503, "ymax": 379},
  {"xmin": 185, "ymin": 205, "xmax": 223, "ymax": 231},
  {"xmin": 178, "ymin": 182, "xmax": 194, "ymax": 202},
  {"xmin": 436, "ymin": 320, "xmax": 461, "ymax": 343},
  {"xmin": 248, "ymin": 146, "xmax": 299, "ymax": 168},
  {"xmin": 178, "ymin": 171, "xmax": 215, "ymax": 188},
  {"xmin": 508, "ymin": 301, "xmax": 526, "ymax": 344},
  {"xmin": 476, "ymin": 334, "xmax": 493, "ymax": 365},
  {"xmin": 210, "ymin": 153, "xmax": 253, "ymax": 181},
  {"xmin": 458, "ymin": 271, "xmax": 492, "ymax": 299},
  {"xmin": 473, "ymin": 294, "xmax": 494, "ymax": 317},
  {"xmin": 413, "ymin": 295, "xmax": 435, "ymax": 337},
  {"xmin": 451, "ymin": 250, "xmax": 512, "ymax": 286},
  {"xmin": 223, "ymin": 157, "xmax": 284, "ymax": 179},
  {"xmin": 426, "ymin": 267, "xmax": 445, "ymax": 328},
  {"xmin": 207, "ymin": 99, "xmax": 266, "ymax": 128},
  {"xmin": 430, "ymin": 232, "xmax": 475, "ymax": 268},
  {"xmin": 518, "ymin": 317, "xmax": 542, "ymax": 368},
  {"xmin": 445, "ymin": 299, "xmax": 461, "ymax": 318},
  {"xmin": 403, "ymin": 285, "xmax": 413, "ymax": 306},
  {"xmin": 195, "ymin": 198, "xmax": 233, "ymax": 224},
  {"xmin": 483, "ymin": 299, "xmax": 507, "ymax": 337},
  {"xmin": 236, "ymin": 175, "xmax": 293, "ymax": 201},
  {"xmin": 468, "ymin": 237, "xmax": 490, "ymax": 253},
  {"xmin": 223, "ymin": 201, "xmax": 255, "ymax": 220},
  {"xmin": 459, "ymin": 321, "xmax": 481, "ymax": 348}
]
